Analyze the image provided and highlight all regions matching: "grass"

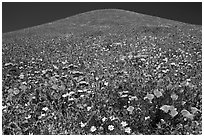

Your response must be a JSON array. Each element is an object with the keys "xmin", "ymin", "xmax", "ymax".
[{"xmin": 2, "ymin": 9, "xmax": 202, "ymax": 135}]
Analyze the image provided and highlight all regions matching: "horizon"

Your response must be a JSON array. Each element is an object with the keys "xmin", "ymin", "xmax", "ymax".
[{"xmin": 2, "ymin": 2, "xmax": 202, "ymax": 33}]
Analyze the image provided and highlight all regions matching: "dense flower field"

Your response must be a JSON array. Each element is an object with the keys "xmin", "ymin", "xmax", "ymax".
[{"xmin": 2, "ymin": 9, "xmax": 202, "ymax": 135}]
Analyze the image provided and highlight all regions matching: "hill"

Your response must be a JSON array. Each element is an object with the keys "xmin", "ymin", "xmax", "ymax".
[{"xmin": 2, "ymin": 9, "xmax": 202, "ymax": 135}]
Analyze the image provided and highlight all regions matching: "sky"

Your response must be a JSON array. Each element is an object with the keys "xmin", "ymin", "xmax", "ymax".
[{"xmin": 2, "ymin": 2, "xmax": 202, "ymax": 33}]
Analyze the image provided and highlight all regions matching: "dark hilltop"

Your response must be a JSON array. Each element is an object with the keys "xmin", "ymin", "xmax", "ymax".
[{"xmin": 2, "ymin": 9, "xmax": 202, "ymax": 135}]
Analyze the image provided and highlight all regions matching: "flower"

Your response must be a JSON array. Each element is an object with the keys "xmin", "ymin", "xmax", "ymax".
[
  {"xmin": 108, "ymin": 125, "xmax": 114, "ymax": 131},
  {"xmin": 127, "ymin": 106, "xmax": 134, "ymax": 114},
  {"xmin": 102, "ymin": 117, "xmax": 107, "ymax": 122},
  {"xmin": 90, "ymin": 126, "xmax": 97, "ymax": 132},
  {"xmin": 181, "ymin": 109, "xmax": 194, "ymax": 120},
  {"xmin": 42, "ymin": 107, "xmax": 49, "ymax": 111},
  {"xmin": 19, "ymin": 73, "xmax": 24, "ymax": 79},
  {"xmin": 160, "ymin": 105, "xmax": 178, "ymax": 117},
  {"xmin": 59, "ymin": 84, "xmax": 65, "ymax": 91},
  {"xmin": 124, "ymin": 127, "xmax": 131, "ymax": 134},
  {"xmin": 121, "ymin": 121, "xmax": 128, "ymax": 127},
  {"xmin": 120, "ymin": 55, "xmax": 126, "ymax": 61},
  {"xmin": 170, "ymin": 108, "xmax": 178, "ymax": 117},
  {"xmin": 80, "ymin": 122, "xmax": 86, "ymax": 128},
  {"xmin": 87, "ymin": 106, "xmax": 92, "ymax": 111},
  {"xmin": 153, "ymin": 89, "xmax": 163, "ymax": 98},
  {"xmin": 160, "ymin": 105, "xmax": 170, "ymax": 113},
  {"xmin": 171, "ymin": 93, "xmax": 178, "ymax": 100},
  {"xmin": 19, "ymin": 84, "xmax": 27, "ymax": 91},
  {"xmin": 109, "ymin": 115, "xmax": 118, "ymax": 121},
  {"xmin": 129, "ymin": 96, "xmax": 138, "ymax": 101},
  {"xmin": 8, "ymin": 88, "xmax": 14, "ymax": 94},
  {"xmin": 104, "ymin": 81, "xmax": 109, "ymax": 86},
  {"xmin": 144, "ymin": 93, "xmax": 154, "ymax": 103},
  {"xmin": 191, "ymin": 107, "xmax": 200, "ymax": 114},
  {"xmin": 13, "ymin": 88, "xmax": 20, "ymax": 95}
]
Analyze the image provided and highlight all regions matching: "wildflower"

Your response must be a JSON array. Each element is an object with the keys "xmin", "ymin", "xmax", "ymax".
[
  {"xmin": 144, "ymin": 93, "xmax": 154, "ymax": 103},
  {"xmin": 42, "ymin": 69, "xmax": 47, "ymax": 74},
  {"xmin": 121, "ymin": 121, "xmax": 128, "ymax": 127},
  {"xmin": 38, "ymin": 113, "xmax": 46, "ymax": 119},
  {"xmin": 181, "ymin": 101, "xmax": 186, "ymax": 105},
  {"xmin": 42, "ymin": 107, "xmax": 49, "ymax": 111},
  {"xmin": 127, "ymin": 106, "xmax": 134, "ymax": 114},
  {"xmin": 153, "ymin": 89, "xmax": 163, "ymax": 98},
  {"xmin": 8, "ymin": 88, "xmax": 14, "ymax": 94},
  {"xmin": 102, "ymin": 117, "xmax": 107, "ymax": 122},
  {"xmin": 120, "ymin": 55, "xmax": 126, "ymax": 61},
  {"xmin": 145, "ymin": 116, "xmax": 150, "ymax": 120},
  {"xmin": 4, "ymin": 62, "xmax": 14, "ymax": 66},
  {"xmin": 104, "ymin": 81, "xmax": 109, "ymax": 86},
  {"xmin": 80, "ymin": 122, "xmax": 86, "ymax": 128},
  {"xmin": 121, "ymin": 94, "xmax": 128, "ymax": 98},
  {"xmin": 62, "ymin": 93, "xmax": 69, "ymax": 98},
  {"xmin": 171, "ymin": 93, "xmax": 178, "ymax": 100},
  {"xmin": 123, "ymin": 91, "xmax": 129, "ymax": 93},
  {"xmin": 77, "ymin": 89, "xmax": 84, "ymax": 93},
  {"xmin": 129, "ymin": 96, "xmax": 138, "ymax": 101},
  {"xmin": 124, "ymin": 127, "xmax": 131, "ymax": 133},
  {"xmin": 52, "ymin": 84, "xmax": 58, "ymax": 90},
  {"xmin": 25, "ymin": 115, "xmax": 31, "ymax": 119},
  {"xmin": 160, "ymin": 105, "xmax": 170, "ymax": 113},
  {"xmin": 110, "ymin": 115, "xmax": 118, "ymax": 121},
  {"xmin": 170, "ymin": 108, "xmax": 178, "ymax": 117},
  {"xmin": 13, "ymin": 88, "xmax": 20, "ymax": 95},
  {"xmin": 128, "ymin": 52, "xmax": 133, "ymax": 59},
  {"xmin": 191, "ymin": 107, "xmax": 200, "ymax": 114},
  {"xmin": 167, "ymin": 83, "xmax": 173, "ymax": 90},
  {"xmin": 90, "ymin": 126, "xmax": 97, "ymax": 132},
  {"xmin": 99, "ymin": 126, "xmax": 104, "ymax": 130},
  {"xmin": 53, "ymin": 65, "xmax": 58, "ymax": 70},
  {"xmin": 87, "ymin": 106, "xmax": 92, "ymax": 111},
  {"xmin": 19, "ymin": 84, "xmax": 27, "ymax": 91},
  {"xmin": 19, "ymin": 73, "xmax": 24, "ymax": 79},
  {"xmin": 108, "ymin": 125, "xmax": 114, "ymax": 131},
  {"xmin": 59, "ymin": 84, "xmax": 65, "ymax": 91},
  {"xmin": 181, "ymin": 109, "xmax": 194, "ymax": 120}
]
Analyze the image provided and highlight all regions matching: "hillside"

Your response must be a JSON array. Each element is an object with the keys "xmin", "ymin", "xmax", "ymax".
[{"xmin": 2, "ymin": 9, "xmax": 202, "ymax": 135}]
